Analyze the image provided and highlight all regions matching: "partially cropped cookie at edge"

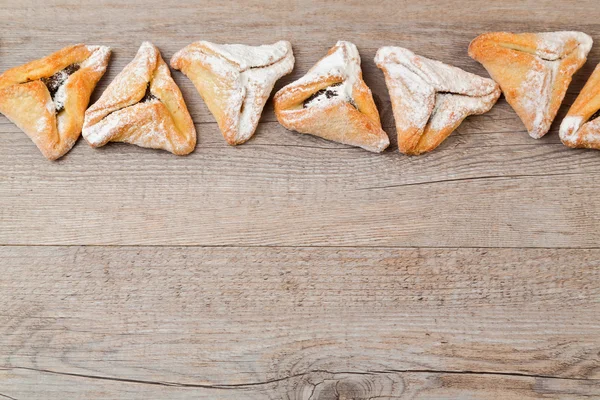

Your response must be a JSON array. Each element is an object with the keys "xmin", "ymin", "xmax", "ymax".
[
  {"xmin": 469, "ymin": 31, "xmax": 593, "ymax": 139},
  {"xmin": 375, "ymin": 46, "xmax": 501, "ymax": 155},
  {"xmin": 171, "ymin": 40, "xmax": 294, "ymax": 145},
  {"xmin": 560, "ymin": 63, "xmax": 600, "ymax": 149},
  {"xmin": 83, "ymin": 42, "xmax": 196, "ymax": 155},
  {"xmin": 273, "ymin": 41, "xmax": 389, "ymax": 153},
  {"xmin": 0, "ymin": 44, "xmax": 111, "ymax": 160}
]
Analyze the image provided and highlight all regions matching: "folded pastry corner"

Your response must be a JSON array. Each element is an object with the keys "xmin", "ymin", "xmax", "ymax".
[
  {"xmin": 560, "ymin": 63, "xmax": 600, "ymax": 149},
  {"xmin": 171, "ymin": 40, "xmax": 294, "ymax": 145},
  {"xmin": 375, "ymin": 46, "xmax": 500, "ymax": 155},
  {"xmin": 0, "ymin": 44, "xmax": 111, "ymax": 160},
  {"xmin": 273, "ymin": 41, "xmax": 389, "ymax": 153},
  {"xmin": 83, "ymin": 41, "xmax": 196, "ymax": 155},
  {"xmin": 469, "ymin": 31, "xmax": 593, "ymax": 139}
]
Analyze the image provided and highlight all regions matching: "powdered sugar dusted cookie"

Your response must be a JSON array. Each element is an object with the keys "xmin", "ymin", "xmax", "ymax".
[
  {"xmin": 83, "ymin": 42, "xmax": 196, "ymax": 155},
  {"xmin": 274, "ymin": 41, "xmax": 389, "ymax": 153},
  {"xmin": 171, "ymin": 40, "xmax": 294, "ymax": 145},
  {"xmin": 375, "ymin": 46, "xmax": 500, "ymax": 155},
  {"xmin": 0, "ymin": 44, "xmax": 111, "ymax": 160}
]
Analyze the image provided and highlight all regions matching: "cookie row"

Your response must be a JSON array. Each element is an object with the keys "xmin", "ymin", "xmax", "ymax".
[{"xmin": 0, "ymin": 32, "xmax": 598, "ymax": 161}]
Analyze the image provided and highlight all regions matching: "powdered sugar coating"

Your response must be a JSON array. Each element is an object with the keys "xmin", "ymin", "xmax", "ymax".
[
  {"xmin": 375, "ymin": 47, "xmax": 498, "ymax": 96},
  {"xmin": 83, "ymin": 42, "xmax": 156, "ymax": 145},
  {"xmin": 83, "ymin": 46, "xmax": 112, "ymax": 71},
  {"xmin": 535, "ymin": 31, "xmax": 593, "ymax": 61},
  {"xmin": 84, "ymin": 99, "xmax": 165, "ymax": 147},
  {"xmin": 0, "ymin": 43, "xmax": 111, "ymax": 160},
  {"xmin": 375, "ymin": 46, "xmax": 500, "ymax": 135},
  {"xmin": 84, "ymin": 41, "xmax": 158, "ymax": 134},
  {"xmin": 518, "ymin": 32, "xmax": 592, "ymax": 138},
  {"xmin": 200, "ymin": 41, "xmax": 291, "ymax": 70},
  {"xmin": 470, "ymin": 31, "xmax": 592, "ymax": 139},
  {"xmin": 303, "ymin": 83, "xmax": 349, "ymax": 108},
  {"xmin": 50, "ymin": 45, "xmax": 111, "ymax": 118},
  {"xmin": 519, "ymin": 61, "xmax": 557, "ymax": 138},
  {"xmin": 429, "ymin": 92, "xmax": 496, "ymax": 132},
  {"xmin": 53, "ymin": 81, "xmax": 68, "ymax": 110},
  {"xmin": 294, "ymin": 41, "xmax": 360, "ymax": 109},
  {"xmin": 274, "ymin": 41, "xmax": 389, "ymax": 153},
  {"xmin": 562, "ymin": 117, "xmax": 600, "ymax": 147},
  {"xmin": 83, "ymin": 42, "xmax": 196, "ymax": 155},
  {"xmin": 559, "ymin": 115, "xmax": 584, "ymax": 145},
  {"xmin": 172, "ymin": 40, "xmax": 294, "ymax": 144}
]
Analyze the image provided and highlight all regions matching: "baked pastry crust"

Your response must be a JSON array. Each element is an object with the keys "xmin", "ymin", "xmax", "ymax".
[
  {"xmin": 171, "ymin": 40, "xmax": 294, "ymax": 145},
  {"xmin": 469, "ymin": 31, "xmax": 592, "ymax": 139},
  {"xmin": 375, "ymin": 46, "xmax": 500, "ymax": 155},
  {"xmin": 83, "ymin": 42, "xmax": 196, "ymax": 155},
  {"xmin": 560, "ymin": 63, "xmax": 600, "ymax": 149},
  {"xmin": 273, "ymin": 41, "xmax": 389, "ymax": 153},
  {"xmin": 0, "ymin": 44, "xmax": 111, "ymax": 160}
]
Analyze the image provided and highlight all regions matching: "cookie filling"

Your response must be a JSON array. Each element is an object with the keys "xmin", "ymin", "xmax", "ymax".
[
  {"xmin": 41, "ymin": 64, "xmax": 80, "ymax": 113},
  {"xmin": 140, "ymin": 84, "xmax": 157, "ymax": 103},
  {"xmin": 303, "ymin": 82, "xmax": 356, "ymax": 109}
]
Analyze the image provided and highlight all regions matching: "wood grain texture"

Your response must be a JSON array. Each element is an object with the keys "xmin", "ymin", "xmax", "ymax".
[
  {"xmin": 1, "ymin": 1, "xmax": 600, "ymax": 398},
  {"xmin": 1, "ymin": 369, "xmax": 598, "ymax": 400},
  {"xmin": 1, "ymin": 246, "xmax": 599, "ymax": 399},
  {"xmin": 0, "ymin": 1, "xmax": 599, "ymax": 247},
  {"xmin": 4, "ymin": 123, "xmax": 600, "ymax": 247}
]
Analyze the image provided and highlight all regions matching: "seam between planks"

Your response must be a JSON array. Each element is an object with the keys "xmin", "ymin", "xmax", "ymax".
[{"xmin": 1, "ymin": 244, "xmax": 600, "ymax": 249}]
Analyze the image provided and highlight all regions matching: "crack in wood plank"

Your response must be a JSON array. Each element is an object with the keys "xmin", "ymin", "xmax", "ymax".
[
  {"xmin": 356, "ymin": 171, "xmax": 587, "ymax": 190},
  {"xmin": 2, "ymin": 366, "xmax": 598, "ymax": 390}
]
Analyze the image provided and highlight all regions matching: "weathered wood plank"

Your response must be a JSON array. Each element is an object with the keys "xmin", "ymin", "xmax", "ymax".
[
  {"xmin": 0, "ymin": 1, "xmax": 598, "ymax": 126},
  {"xmin": 2, "ymin": 1, "xmax": 600, "ymax": 398},
  {"xmin": 2, "ymin": 125, "xmax": 600, "ymax": 246},
  {"xmin": 1, "ymin": 246, "xmax": 598, "ymax": 398},
  {"xmin": 0, "ymin": 368, "xmax": 597, "ymax": 400},
  {"xmin": 1, "ymin": 1, "xmax": 599, "ymax": 247}
]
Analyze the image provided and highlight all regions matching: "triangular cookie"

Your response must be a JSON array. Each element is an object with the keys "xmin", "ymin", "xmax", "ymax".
[
  {"xmin": 171, "ymin": 40, "xmax": 294, "ymax": 145},
  {"xmin": 273, "ymin": 41, "xmax": 389, "ymax": 153},
  {"xmin": 83, "ymin": 42, "xmax": 196, "ymax": 155},
  {"xmin": 0, "ymin": 44, "xmax": 111, "ymax": 160},
  {"xmin": 560, "ymin": 63, "xmax": 600, "ymax": 149},
  {"xmin": 375, "ymin": 46, "xmax": 500, "ymax": 155},
  {"xmin": 469, "ymin": 31, "xmax": 593, "ymax": 139}
]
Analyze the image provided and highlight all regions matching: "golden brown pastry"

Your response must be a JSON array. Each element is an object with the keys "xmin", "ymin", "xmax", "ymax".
[
  {"xmin": 171, "ymin": 40, "xmax": 294, "ymax": 145},
  {"xmin": 83, "ymin": 42, "xmax": 196, "ymax": 155},
  {"xmin": 469, "ymin": 31, "xmax": 592, "ymax": 139},
  {"xmin": 0, "ymin": 44, "xmax": 111, "ymax": 160},
  {"xmin": 273, "ymin": 41, "xmax": 389, "ymax": 153},
  {"xmin": 375, "ymin": 46, "xmax": 500, "ymax": 155},
  {"xmin": 560, "ymin": 63, "xmax": 600, "ymax": 149}
]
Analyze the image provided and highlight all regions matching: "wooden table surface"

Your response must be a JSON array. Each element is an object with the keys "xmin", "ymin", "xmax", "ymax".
[{"xmin": 1, "ymin": 1, "xmax": 599, "ymax": 399}]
